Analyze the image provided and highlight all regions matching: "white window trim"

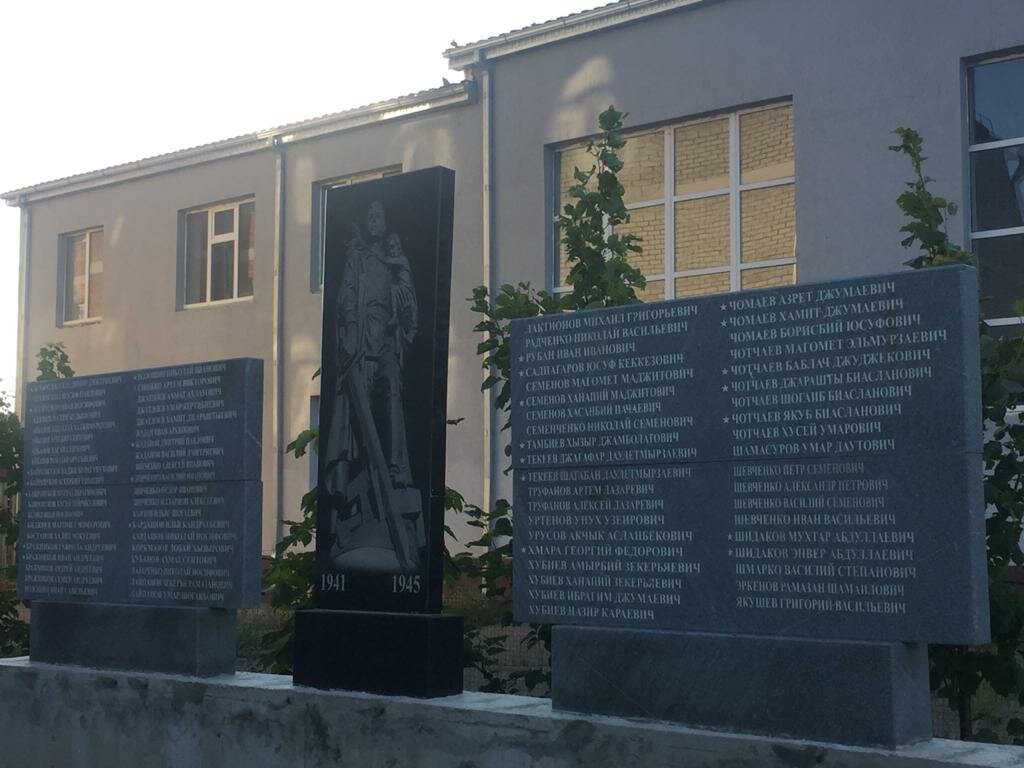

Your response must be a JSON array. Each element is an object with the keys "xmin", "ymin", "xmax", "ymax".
[
  {"xmin": 62, "ymin": 227, "xmax": 102, "ymax": 325},
  {"xmin": 184, "ymin": 199, "xmax": 254, "ymax": 307},
  {"xmin": 968, "ymin": 54, "xmax": 1024, "ymax": 326},
  {"xmin": 554, "ymin": 102, "xmax": 796, "ymax": 299}
]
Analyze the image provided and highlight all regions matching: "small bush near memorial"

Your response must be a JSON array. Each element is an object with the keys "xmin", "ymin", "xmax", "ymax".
[
  {"xmin": 891, "ymin": 127, "xmax": 1024, "ymax": 744},
  {"xmin": 458, "ymin": 106, "xmax": 646, "ymax": 691},
  {"xmin": 0, "ymin": 343, "xmax": 75, "ymax": 657}
]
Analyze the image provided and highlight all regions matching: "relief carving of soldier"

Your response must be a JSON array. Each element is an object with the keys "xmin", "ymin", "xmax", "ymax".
[{"xmin": 322, "ymin": 200, "xmax": 425, "ymax": 572}]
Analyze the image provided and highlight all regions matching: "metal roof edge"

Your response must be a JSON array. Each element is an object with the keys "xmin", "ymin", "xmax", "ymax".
[
  {"xmin": 444, "ymin": 0, "xmax": 704, "ymax": 70},
  {"xmin": 2, "ymin": 82, "xmax": 475, "ymax": 206}
]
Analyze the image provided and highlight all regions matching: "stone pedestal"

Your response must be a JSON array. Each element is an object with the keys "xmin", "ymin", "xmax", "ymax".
[
  {"xmin": 29, "ymin": 601, "xmax": 236, "ymax": 677},
  {"xmin": 293, "ymin": 609, "xmax": 462, "ymax": 697},
  {"xmin": 551, "ymin": 626, "xmax": 931, "ymax": 748}
]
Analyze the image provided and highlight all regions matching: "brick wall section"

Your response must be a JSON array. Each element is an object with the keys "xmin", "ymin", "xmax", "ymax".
[
  {"xmin": 556, "ymin": 104, "xmax": 795, "ymax": 294},
  {"xmin": 676, "ymin": 272, "xmax": 731, "ymax": 298},
  {"xmin": 740, "ymin": 106, "xmax": 794, "ymax": 184},
  {"xmin": 618, "ymin": 131, "xmax": 665, "ymax": 204},
  {"xmin": 675, "ymin": 118, "xmax": 730, "ymax": 195},
  {"xmin": 741, "ymin": 184, "xmax": 795, "ymax": 263},
  {"xmin": 741, "ymin": 264, "xmax": 796, "ymax": 290},
  {"xmin": 675, "ymin": 196, "xmax": 730, "ymax": 270},
  {"xmin": 636, "ymin": 279, "xmax": 665, "ymax": 302}
]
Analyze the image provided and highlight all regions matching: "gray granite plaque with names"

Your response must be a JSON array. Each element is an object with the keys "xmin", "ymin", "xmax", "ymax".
[
  {"xmin": 17, "ymin": 358, "xmax": 263, "ymax": 609},
  {"xmin": 510, "ymin": 266, "xmax": 988, "ymax": 645}
]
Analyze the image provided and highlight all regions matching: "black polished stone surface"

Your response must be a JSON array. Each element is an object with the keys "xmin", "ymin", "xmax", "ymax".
[
  {"xmin": 511, "ymin": 267, "xmax": 988, "ymax": 644},
  {"xmin": 29, "ymin": 601, "xmax": 236, "ymax": 677},
  {"xmin": 17, "ymin": 358, "xmax": 263, "ymax": 609},
  {"xmin": 293, "ymin": 610, "xmax": 463, "ymax": 697},
  {"xmin": 316, "ymin": 168, "xmax": 454, "ymax": 614},
  {"xmin": 551, "ymin": 626, "xmax": 931, "ymax": 747}
]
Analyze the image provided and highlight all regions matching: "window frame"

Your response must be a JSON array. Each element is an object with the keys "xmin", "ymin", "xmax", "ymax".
[
  {"xmin": 310, "ymin": 164, "xmax": 402, "ymax": 292},
  {"xmin": 550, "ymin": 102, "xmax": 796, "ymax": 300},
  {"xmin": 59, "ymin": 226, "xmax": 103, "ymax": 326},
  {"xmin": 966, "ymin": 51, "xmax": 1024, "ymax": 328},
  {"xmin": 182, "ymin": 198, "xmax": 255, "ymax": 308}
]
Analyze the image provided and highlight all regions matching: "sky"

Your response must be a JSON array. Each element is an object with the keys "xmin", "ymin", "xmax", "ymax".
[{"xmin": 0, "ymin": 0, "xmax": 600, "ymax": 403}]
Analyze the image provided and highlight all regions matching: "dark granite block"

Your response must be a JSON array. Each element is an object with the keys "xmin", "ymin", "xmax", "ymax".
[
  {"xmin": 513, "ymin": 454, "xmax": 988, "ymax": 644},
  {"xmin": 293, "ymin": 609, "xmax": 462, "ymax": 697},
  {"xmin": 510, "ymin": 266, "xmax": 980, "ymax": 469},
  {"xmin": 510, "ymin": 266, "xmax": 990, "ymax": 647},
  {"xmin": 29, "ymin": 601, "xmax": 236, "ymax": 677},
  {"xmin": 315, "ymin": 168, "xmax": 455, "ymax": 615},
  {"xmin": 551, "ymin": 625, "xmax": 930, "ymax": 747},
  {"xmin": 19, "ymin": 480, "xmax": 263, "ymax": 609}
]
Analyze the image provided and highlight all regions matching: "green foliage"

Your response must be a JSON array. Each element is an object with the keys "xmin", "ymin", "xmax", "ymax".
[
  {"xmin": 471, "ymin": 105, "xmax": 643, "ymax": 452},
  {"xmin": 35, "ymin": 342, "xmax": 75, "ymax": 381},
  {"xmin": 460, "ymin": 106, "xmax": 644, "ymax": 692},
  {"xmin": 0, "ymin": 342, "xmax": 77, "ymax": 658},
  {"xmin": 254, "ymin": 426, "xmax": 319, "ymax": 674},
  {"xmin": 892, "ymin": 127, "xmax": 1024, "ymax": 743},
  {"xmin": 0, "ymin": 390, "xmax": 25, "ymax": 658}
]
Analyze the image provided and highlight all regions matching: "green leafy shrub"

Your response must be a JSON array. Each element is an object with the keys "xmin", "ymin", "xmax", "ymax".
[{"xmin": 891, "ymin": 127, "xmax": 1024, "ymax": 743}]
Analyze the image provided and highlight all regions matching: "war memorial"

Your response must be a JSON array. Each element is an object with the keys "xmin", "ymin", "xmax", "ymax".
[{"xmin": 0, "ymin": 173, "xmax": 1019, "ymax": 765}]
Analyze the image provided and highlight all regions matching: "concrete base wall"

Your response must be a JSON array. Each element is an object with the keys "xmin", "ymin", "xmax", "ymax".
[{"xmin": 1, "ymin": 658, "xmax": 1021, "ymax": 768}]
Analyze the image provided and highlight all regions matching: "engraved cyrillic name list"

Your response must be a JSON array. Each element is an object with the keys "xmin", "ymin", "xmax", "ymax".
[
  {"xmin": 131, "ymin": 361, "xmax": 236, "ymax": 483},
  {"xmin": 519, "ymin": 465, "xmax": 700, "ymax": 624},
  {"xmin": 518, "ymin": 304, "xmax": 699, "ymax": 467},
  {"xmin": 722, "ymin": 279, "xmax": 942, "ymax": 618},
  {"xmin": 20, "ymin": 376, "xmax": 122, "ymax": 598},
  {"xmin": 128, "ymin": 484, "xmax": 238, "ymax": 604},
  {"xmin": 18, "ymin": 357, "xmax": 262, "ymax": 608},
  {"xmin": 512, "ymin": 267, "xmax": 986, "ymax": 642}
]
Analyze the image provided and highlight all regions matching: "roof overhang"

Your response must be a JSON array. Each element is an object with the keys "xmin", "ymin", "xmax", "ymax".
[
  {"xmin": 445, "ymin": 0, "xmax": 705, "ymax": 70},
  {"xmin": 2, "ymin": 82, "xmax": 475, "ymax": 206}
]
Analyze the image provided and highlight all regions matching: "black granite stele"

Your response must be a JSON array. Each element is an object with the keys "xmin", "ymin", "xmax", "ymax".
[
  {"xmin": 510, "ymin": 266, "xmax": 988, "ymax": 645},
  {"xmin": 17, "ymin": 358, "xmax": 263, "ymax": 609},
  {"xmin": 314, "ymin": 167, "xmax": 454, "ymax": 614},
  {"xmin": 293, "ymin": 611, "xmax": 463, "ymax": 697},
  {"xmin": 29, "ymin": 601, "xmax": 236, "ymax": 677},
  {"xmin": 293, "ymin": 168, "xmax": 460, "ymax": 696},
  {"xmin": 551, "ymin": 626, "xmax": 930, "ymax": 748}
]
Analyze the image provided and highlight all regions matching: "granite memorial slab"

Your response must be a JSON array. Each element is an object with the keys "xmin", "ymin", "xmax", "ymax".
[
  {"xmin": 511, "ymin": 266, "xmax": 988, "ymax": 645},
  {"xmin": 294, "ymin": 167, "xmax": 462, "ymax": 696},
  {"xmin": 314, "ymin": 167, "xmax": 454, "ymax": 612},
  {"xmin": 17, "ymin": 358, "xmax": 263, "ymax": 610}
]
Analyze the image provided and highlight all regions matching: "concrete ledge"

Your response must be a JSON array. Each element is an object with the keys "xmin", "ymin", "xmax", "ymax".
[{"xmin": 2, "ymin": 657, "xmax": 1023, "ymax": 768}]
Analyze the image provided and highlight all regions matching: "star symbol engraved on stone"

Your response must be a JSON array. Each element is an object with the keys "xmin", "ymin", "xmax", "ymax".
[
  {"xmin": 722, "ymin": 416, "xmax": 730, "ymax": 424},
  {"xmin": 728, "ymin": 550, "xmax": 733, "ymax": 556},
  {"xmin": 721, "ymin": 368, "xmax": 728, "ymax": 376},
  {"xmin": 722, "ymin": 385, "xmax": 728, "ymax": 392},
  {"xmin": 720, "ymin": 304, "xmax": 727, "ymax": 311},
  {"xmin": 720, "ymin": 320, "xmax": 728, "ymax": 327},
  {"xmin": 727, "ymin": 534, "xmax": 733, "ymax": 540},
  {"xmin": 518, "ymin": 356, "xmax": 524, "ymax": 363},
  {"xmin": 518, "ymin": 443, "xmax": 525, "ymax": 449},
  {"xmin": 519, "ymin": 401, "xmax": 524, "ymax": 406}
]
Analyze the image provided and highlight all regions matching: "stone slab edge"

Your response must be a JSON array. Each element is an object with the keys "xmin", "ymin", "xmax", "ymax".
[{"xmin": 1, "ymin": 658, "xmax": 1021, "ymax": 768}]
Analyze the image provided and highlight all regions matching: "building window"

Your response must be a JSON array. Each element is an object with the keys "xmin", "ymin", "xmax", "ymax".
[
  {"xmin": 61, "ymin": 227, "xmax": 103, "ymax": 323},
  {"xmin": 554, "ymin": 103, "xmax": 796, "ymax": 301},
  {"xmin": 968, "ymin": 55, "xmax": 1024, "ymax": 327},
  {"xmin": 311, "ymin": 165, "xmax": 402, "ymax": 290},
  {"xmin": 184, "ymin": 199, "xmax": 255, "ymax": 305}
]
